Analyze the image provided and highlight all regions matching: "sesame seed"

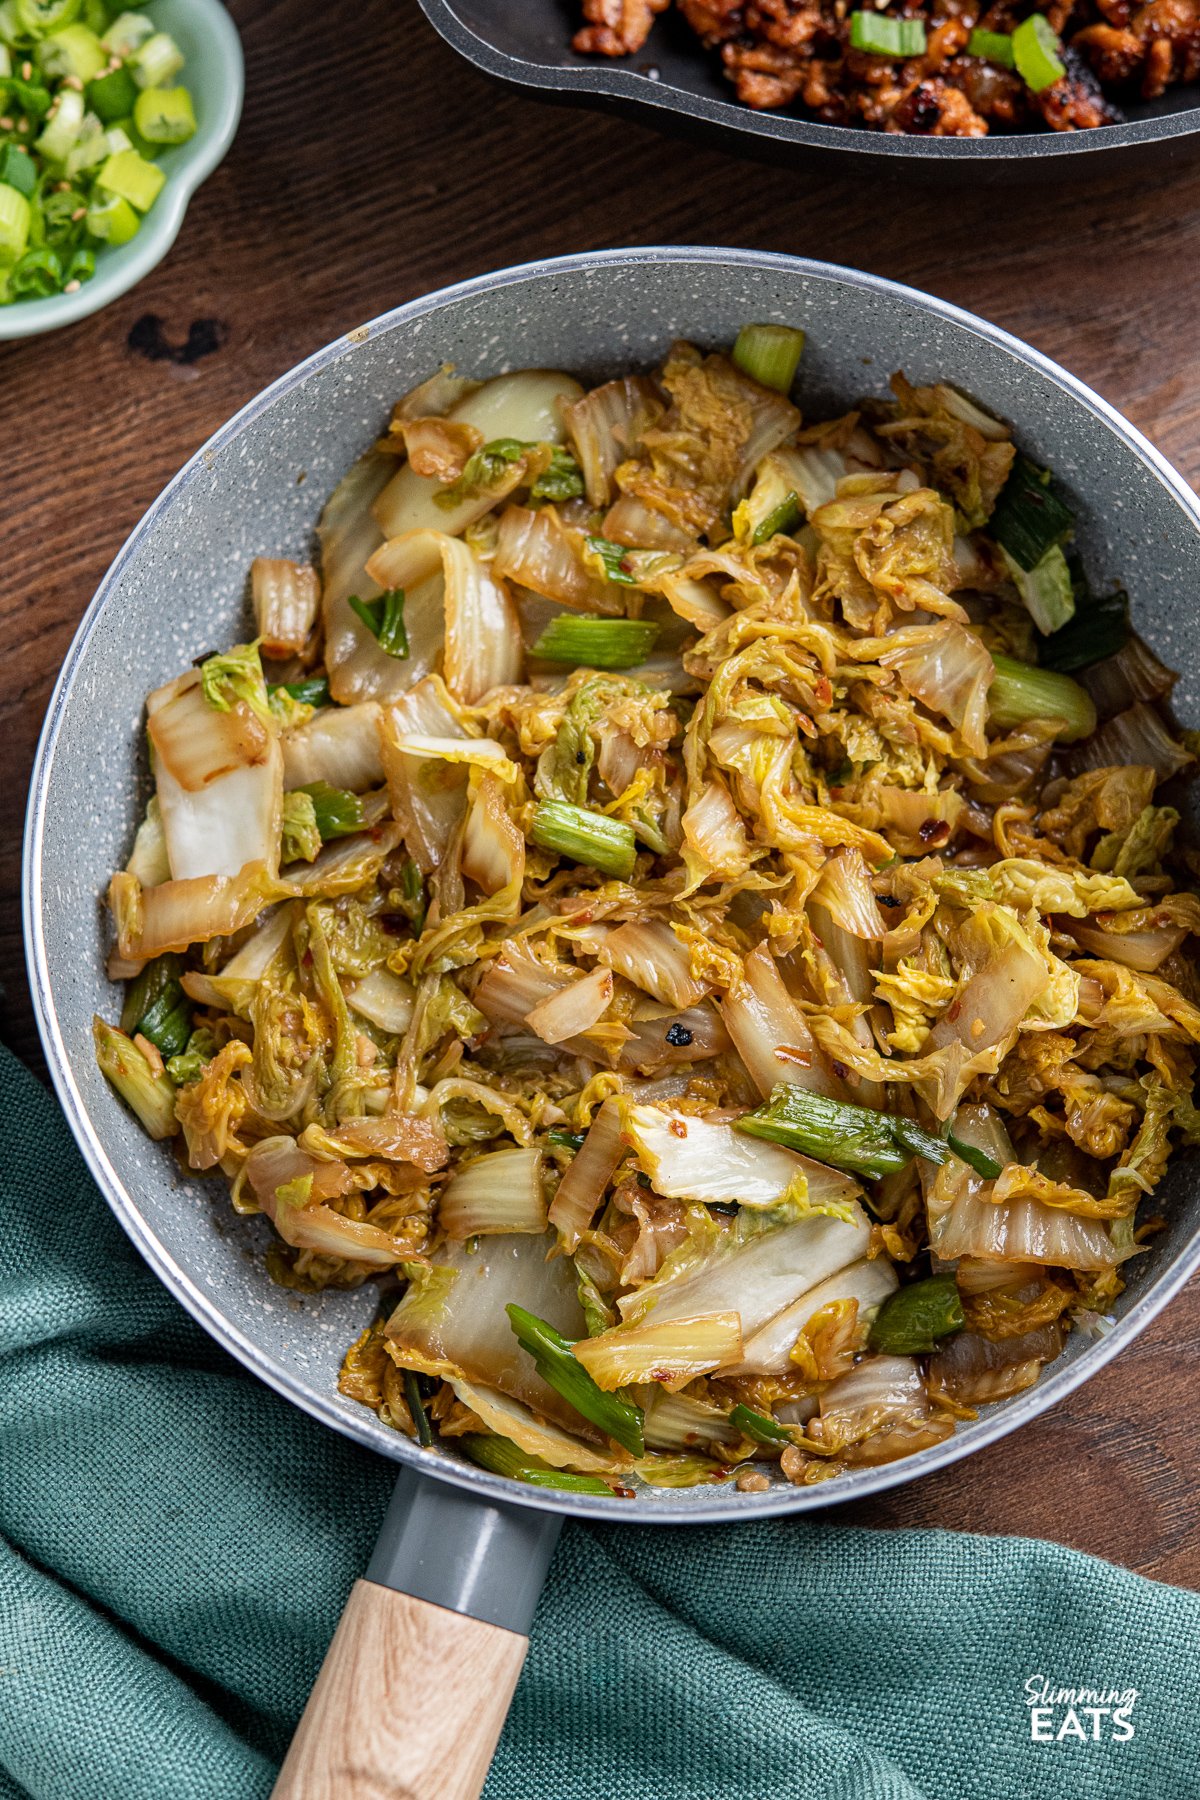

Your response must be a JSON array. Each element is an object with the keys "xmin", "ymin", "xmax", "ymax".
[
  {"xmin": 64, "ymin": 279, "xmax": 82, "ymax": 293},
  {"xmin": 71, "ymin": 207, "xmax": 86, "ymax": 222},
  {"xmin": 56, "ymin": 179, "xmax": 71, "ymax": 191},
  {"xmin": 20, "ymin": 60, "xmax": 31, "ymax": 80},
  {"xmin": 0, "ymin": 118, "xmax": 12, "ymax": 131},
  {"xmin": 16, "ymin": 119, "xmax": 28, "ymax": 133},
  {"xmin": 63, "ymin": 74, "xmax": 83, "ymax": 91}
]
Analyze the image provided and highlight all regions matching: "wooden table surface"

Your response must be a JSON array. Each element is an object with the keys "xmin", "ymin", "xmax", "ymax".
[{"xmin": 3, "ymin": 0, "xmax": 1199, "ymax": 1586}]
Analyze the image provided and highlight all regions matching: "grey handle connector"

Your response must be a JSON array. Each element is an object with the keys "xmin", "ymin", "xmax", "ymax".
[{"xmin": 366, "ymin": 1466, "xmax": 562, "ymax": 1635}]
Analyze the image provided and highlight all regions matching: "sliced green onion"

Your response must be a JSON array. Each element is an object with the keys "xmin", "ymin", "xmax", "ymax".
[
  {"xmin": 508, "ymin": 1303, "xmax": 645, "ymax": 1455},
  {"xmin": 0, "ymin": 144, "xmax": 35, "ymax": 195},
  {"xmin": 849, "ymin": 11, "xmax": 927, "ymax": 56},
  {"xmin": 583, "ymin": 534, "xmax": 638, "ymax": 586},
  {"xmin": 165, "ymin": 1026, "xmax": 216, "ymax": 1088},
  {"xmin": 1040, "ymin": 591, "xmax": 1129, "ymax": 673},
  {"xmin": 1012, "ymin": 11, "xmax": 1065, "ymax": 91},
  {"xmin": 85, "ymin": 61, "xmax": 136, "ymax": 120},
  {"xmin": 732, "ymin": 322, "xmax": 806, "ymax": 393},
  {"xmin": 460, "ymin": 1433, "xmax": 615, "ymax": 1495},
  {"xmin": 729, "ymin": 1403, "xmax": 791, "ymax": 1445},
  {"xmin": 968, "ymin": 26, "xmax": 1015, "ymax": 65},
  {"xmin": 85, "ymin": 188, "xmax": 138, "ymax": 243},
  {"xmin": 126, "ymin": 27, "xmax": 182, "ymax": 88},
  {"xmin": 988, "ymin": 653, "xmax": 1097, "ymax": 742},
  {"xmin": 530, "ymin": 799, "xmax": 637, "ymax": 880},
  {"xmin": 36, "ymin": 84, "xmax": 84, "ymax": 162},
  {"xmin": 946, "ymin": 1130, "xmax": 1003, "ymax": 1181},
  {"xmin": 9, "ymin": 243, "xmax": 61, "ymax": 296},
  {"xmin": 868, "ymin": 1274, "xmax": 964, "ymax": 1355},
  {"xmin": 120, "ymin": 951, "xmax": 191, "ymax": 1058},
  {"xmin": 989, "ymin": 455, "xmax": 1074, "ymax": 571},
  {"xmin": 735, "ymin": 1083, "xmax": 994, "ymax": 1183},
  {"xmin": 6, "ymin": 76, "xmax": 53, "ymax": 117},
  {"xmin": 402, "ymin": 1369, "xmax": 433, "ymax": 1448},
  {"xmin": 546, "ymin": 1128, "xmax": 586, "ymax": 1153},
  {"xmin": 0, "ymin": 182, "xmax": 31, "ymax": 259},
  {"xmin": 529, "ymin": 446, "xmax": 585, "ymax": 502},
  {"xmin": 348, "ymin": 587, "xmax": 408, "ymax": 658},
  {"xmin": 132, "ymin": 82, "xmax": 194, "ymax": 144},
  {"xmin": 737, "ymin": 1084, "xmax": 930, "ymax": 1180},
  {"xmin": 95, "ymin": 143, "xmax": 163, "ymax": 209},
  {"xmin": 269, "ymin": 675, "xmax": 331, "ymax": 709},
  {"xmin": 752, "ymin": 491, "xmax": 801, "ymax": 546},
  {"xmin": 101, "ymin": 11, "xmax": 154, "ymax": 58},
  {"xmin": 36, "ymin": 20, "xmax": 104, "ymax": 79},
  {"xmin": 17, "ymin": 0, "xmax": 81, "ymax": 32},
  {"xmin": 531, "ymin": 613, "xmax": 660, "ymax": 670},
  {"xmin": 294, "ymin": 780, "xmax": 365, "ymax": 841}
]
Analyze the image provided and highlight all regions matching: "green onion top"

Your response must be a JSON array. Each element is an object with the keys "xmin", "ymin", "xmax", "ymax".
[
  {"xmin": 349, "ymin": 588, "xmax": 408, "ymax": 658},
  {"xmin": 584, "ymin": 535, "xmax": 638, "ymax": 586},
  {"xmin": 868, "ymin": 1274, "xmax": 964, "ymax": 1355},
  {"xmin": 848, "ymin": 12, "xmax": 928, "ymax": 57},
  {"xmin": 1012, "ymin": 12, "xmax": 1066, "ymax": 91},
  {"xmin": 530, "ymin": 799, "xmax": 638, "ymax": 881},
  {"xmin": 729, "ymin": 1403, "xmax": 792, "ymax": 1445},
  {"xmin": 508, "ymin": 1303, "xmax": 644, "ymax": 1455},
  {"xmin": 293, "ymin": 781, "xmax": 365, "ymax": 841},
  {"xmin": 989, "ymin": 455, "xmax": 1074, "ymax": 572},
  {"xmin": 460, "ymin": 1432, "xmax": 616, "ymax": 1495},
  {"xmin": 735, "ymin": 1084, "xmax": 1002, "ymax": 1182},
  {"xmin": 531, "ymin": 613, "xmax": 660, "ymax": 670}
]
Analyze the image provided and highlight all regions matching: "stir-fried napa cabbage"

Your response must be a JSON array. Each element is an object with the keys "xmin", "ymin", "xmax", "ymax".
[{"xmin": 96, "ymin": 330, "xmax": 1200, "ymax": 1500}]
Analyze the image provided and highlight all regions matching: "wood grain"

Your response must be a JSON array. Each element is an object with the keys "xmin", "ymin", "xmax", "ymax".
[
  {"xmin": 4, "ymin": 0, "xmax": 1200, "ymax": 1583},
  {"xmin": 270, "ymin": 1580, "xmax": 527, "ymax": 1800}
]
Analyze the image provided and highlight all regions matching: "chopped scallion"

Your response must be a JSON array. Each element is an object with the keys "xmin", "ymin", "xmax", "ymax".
[
  {"xmin": 868, "ymin": 1274, "xmax": 964, "ymax": 1355},
  {"xmin": 132, "ymin": 82, "xmax": 195, "ymax": 145},
  {"xmin": 120, "ymin": 951, "xmax": 190, "ymax": 1059},
  {"xmin": 849, "ymin": 11, "xmax": 928, "ymax": 56},
  {"xmin": 531, "ymin": 613, "xmax": 660, "ymax": 669},
  {"xmin": 348, "ymin": 588, "xmax": 408, "ymax": 658},
  {"xmin": 731, "ymin": 322, "xmax": 806, "ymax": 393},
  {"xmin": 508, "ymin": 1303, "xmax": 645, "ymax": 1455},
  {"xmin": 583, "ymin": 534, "xmax": 638, "ymax": 585},
  {"xmin": 269, "ymin": 675, "xmax": 331, "ymax": 709},
  {"xmin": 294, "ymin": 780, "xmax": 365, "ymax": 841},
  {"xmin": 546, "ymin": 1128, "xmax": 587, "ymax": 1153},
  {"xmin": 988, "ymin": 653, "xmax": 1097, "ymax": 742},
  {"xmin": 752, "ymin": 491, "xmax": 801, "ymax": 546},
  {"xmin": 989, "ymin": 455, "xmax": 1074, "ymax": 572},
  {"xmin": 460, "ymin": 1433, "xmax": 615, "ymax": 1495},
  {"xmin": 402, "ymin": 1369, "xmax": 433, "ymax": 1447},
  {"xmin": 1040, "ymin": 591, "xmax": 1129, "ymax": 673},
  {"xmin": 735, "ymin": 1084, "xmax": 995, "ymax": 1182},
  {"xmin": 968, "ymin": 26, "xmax": 1015, "ymax": 66},
  {"xmin": 729, "ymin": 1403, "xmax": 791, "ymax": 1445},
  {"xmin": 530, "ymin": 799, "xmax": 638, "ymax": 881},
  {"xmin": 529, "ymin": 446, "xmax": 585, "ymax": 502},
  {"xmin": 1012, "ymin": 11, "xmax": 1065, "ymax": 91}
]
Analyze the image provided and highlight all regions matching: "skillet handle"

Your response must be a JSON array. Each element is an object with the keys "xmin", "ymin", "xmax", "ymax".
[{"xmin": 271, "ymin": 1465, "xmax": 561, "ymax": 1800}]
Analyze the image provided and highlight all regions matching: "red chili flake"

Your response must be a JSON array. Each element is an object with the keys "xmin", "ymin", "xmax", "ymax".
[
  {"xmin": 832, "ymin": 1061, "xmax": 849, "ymax": 1080},
  {"xmin": 946, "ymin": 999, "xmax": 962, "ymax": 1022},
  {"xmin": 612, "ymin": 1486, "xmax": 637, "ymax": 1499},
  {"xmin": 814, "ymin": 677, "xmax": 832, "ymax": 708},
  {"xmin": 668, "ymin": 1118, "xmax": 688, "ymax": 1138},
  {"xmin": 777, "ymin": 1045, "xmax": 813, "ymax": 1067}
]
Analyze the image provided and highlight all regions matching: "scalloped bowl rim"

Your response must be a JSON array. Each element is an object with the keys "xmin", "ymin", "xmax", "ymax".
[{"xmin": 0, "ymin": 0, "xmax": 243, "ymax": 342}]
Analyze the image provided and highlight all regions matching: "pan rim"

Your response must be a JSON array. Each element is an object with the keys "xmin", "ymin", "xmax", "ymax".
[{"xmin": 24, "ymin": 244, "xmax": 1200, "ymax": 1523}]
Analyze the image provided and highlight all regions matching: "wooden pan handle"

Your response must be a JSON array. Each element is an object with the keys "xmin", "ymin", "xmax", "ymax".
[{"xmin": 271, "ymin": 1578, "xmax": 529, "ymax": 1800}]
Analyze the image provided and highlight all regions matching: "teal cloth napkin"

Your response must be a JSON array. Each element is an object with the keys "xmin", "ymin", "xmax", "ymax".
[{"xmin": 1, "ymin": 1041, "xmax": 1195, "ymax": 1800}]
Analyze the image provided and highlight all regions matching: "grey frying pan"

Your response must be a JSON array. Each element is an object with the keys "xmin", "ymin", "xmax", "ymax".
[{"xmin": 24, "ymin": 248, "xmax": 1200, "ymax": 1796}]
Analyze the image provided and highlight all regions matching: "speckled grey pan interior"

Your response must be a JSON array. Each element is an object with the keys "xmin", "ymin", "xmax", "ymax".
[{"xmin": 24, "ymin": 247, "xmax": 1200, "ymax": 1525}]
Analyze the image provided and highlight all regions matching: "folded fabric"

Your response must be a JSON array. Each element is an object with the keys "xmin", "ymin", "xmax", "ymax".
[{"xmin": 0, "ymin": 1040, "xmax": 1195, "ymax": 1800}]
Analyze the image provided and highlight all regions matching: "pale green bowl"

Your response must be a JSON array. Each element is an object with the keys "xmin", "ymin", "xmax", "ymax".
[{"xmin": 0, "ymin": 0, "xmax": 243, "ymax": 341}]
